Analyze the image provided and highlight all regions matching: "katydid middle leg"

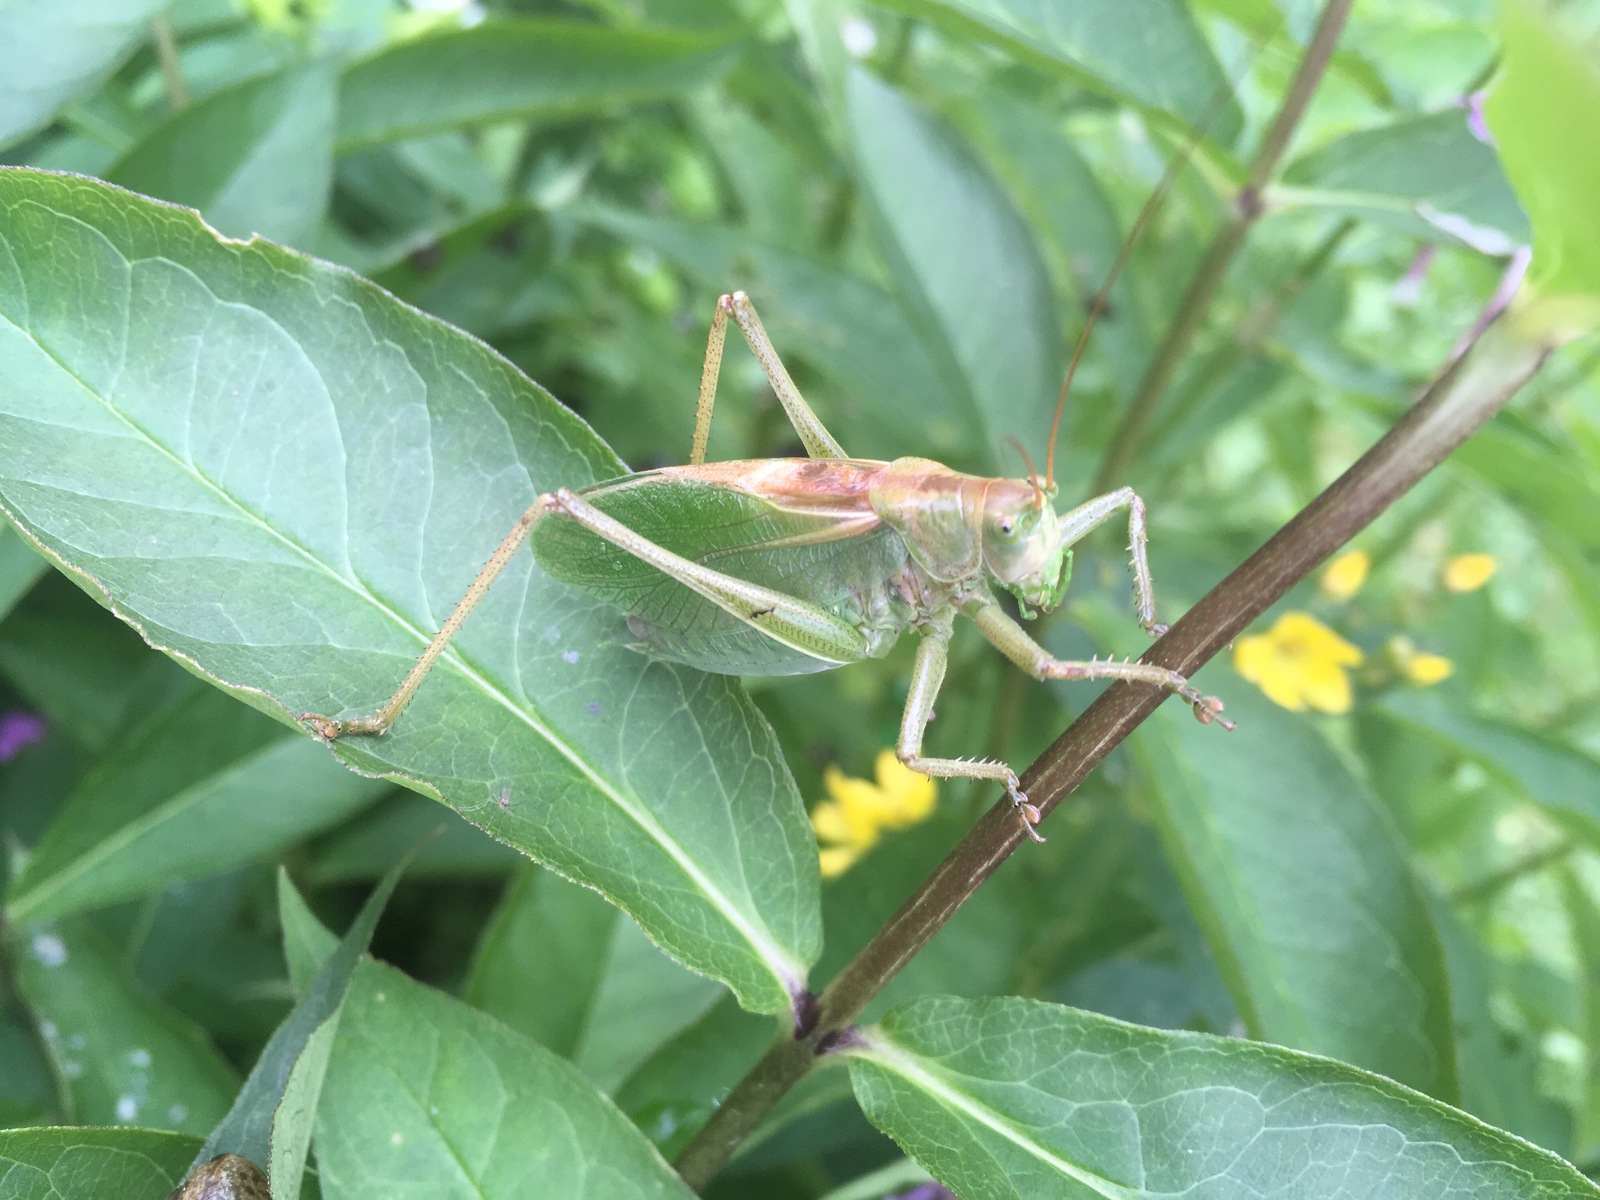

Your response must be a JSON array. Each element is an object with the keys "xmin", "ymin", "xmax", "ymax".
[
  {"xmin": 967, "ymin": 597, "xmax": 1232, "ymax": 729},
  {"xmin": 690, "ymin": 291, "xmax": 846, "ymax": 465},
  {"xmin": 897, "ymin": 622, "xmax": 1047, "ymax": 842}
]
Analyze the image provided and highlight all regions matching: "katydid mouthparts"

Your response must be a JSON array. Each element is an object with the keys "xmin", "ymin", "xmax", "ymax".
[{"xmin": 301, "ymin": 292, "xmax": 1230, "ymax": 843}]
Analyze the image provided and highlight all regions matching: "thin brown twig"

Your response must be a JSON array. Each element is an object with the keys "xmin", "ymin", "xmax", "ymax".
[{"xmin": 673, "ymin": 318, "xmax": 1553, "ymax": 1192}]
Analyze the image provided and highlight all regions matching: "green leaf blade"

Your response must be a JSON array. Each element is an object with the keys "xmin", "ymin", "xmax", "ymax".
[
  {"xmin": 1484, "ymin": 3, "xmax": 1600, "ymax": 336},
  {"xmin": 848, "ymin": 996, "xmax": 1600, "ymax": 1200},
  {"xmin": 846, "ymin": 69, "xmax": 1060, "ymax": 469},
  {"xmin": 0, "ymin": 168, "xmax": 820, "ymax": 1016},
  {"xmin": 0, "ymin": 0, "xmax": 166, "ymax": 149},
  {"xmin": 336, "ymin": 21, "xmax": 741, "ymax": 151},
  {"xmin": 316, "ymin": 958, "xmax": 695, "ymax": 1200},
  {"xmin": 108, "ymin": 61, "xmax": 337, "ymax": 247},
  {"xmin": 876, "ymin": 0, "xmax": 1241, "ymax": 137},
  {"xmin": 7, "ymin": 682, "xmax": 388, "ymax": 924},
  {"xmin": 0, "ymin": 1127, "xmax": 200, "ymax": 1200},
  {"xmin": 1132, "ymin": 687, "xmax": 1458, "ymax": 1098},
  {"xmin": 8, "ymin": 920, "xmax": 239, "ymax": 1134}
]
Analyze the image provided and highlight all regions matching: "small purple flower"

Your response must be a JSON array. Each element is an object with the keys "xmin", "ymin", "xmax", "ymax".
[
  {"xmin": 0, "ymin": 710, "xmax": 46, "ymax": 762},
  {"xmin": 888, "ymin": 1185, "xmax": 953, "ymax": 1200}
]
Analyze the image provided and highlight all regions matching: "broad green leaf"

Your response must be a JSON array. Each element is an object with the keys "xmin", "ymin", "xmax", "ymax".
[
  {"xmin": 463, "ymin": 865, "xmax": 722, "ymax": 1091},
  {"xmin": 847, "ymin": 69, "xmax": 1060, "ymax": 469},
  {"xmin": 1374, "ymin": 692, "xmax": 1600, "ymax": 844},
  {"xmin": 1428, "ymin": 890, "xmax": 1571, "ymax": 1153},
  {"xmin": 7, "ymin": 679, "xmax": 388, "ymax": 923},
  {"xmin": 108, "ymin": 61, "xmax": 337, "ymax": 247},
  {"xmin": 847, "ymin": 995, "xmax": 1600, "ymax": 1200},
  {"xmin": 874, "ymin": 0, "xmax": 1241, "ymax": 138},
  {"xmin": 194, "ymin": 858, "xmax": 412, "ymax": 1197},
  {"xmin": 0, "ymin": 1127, "xmax": 201, "ymax": 1200},
  {"xmin": 7, "ymin": 919, "xmax": 237, "ymax": 1133},
  {"xmin": 335, "ymin": 21, "xmax": 741, "ymax": 151},
  {"xmin": 0, "ymin": 589, "xmax": 159, "ymax": 752},
  {"xmin": 0, "ymin": 168, "xmax": 820, "ymax": 1015},
  {"xmin": 574, "ymin": 204, "xmax": 971, "ymax": 462},
  {"xmin": 612, "ymin": 995, "xmax": 772, "ymax": 1158},
  {"xmin": 1281, "ymin": 110, "xmax": 1529, "ymax": 248},
  {"xmin": 0, "ymin": 521, "xmax": 47, "ymax": 619},
  {"xmin": 1485, "ymin": 3, "xmax": 1600, "ymax": 338},
  {"xmin": 278, "ymin": 867, "xmax": 339, "ymax": 997},
  {"xmin": 0, "ymin": 0, "xmax": 165, "ymax": 149},
  {"xmin": 1132, "ymin": 685, "xmax": 1458, "ymax": 1097},
  {"xmin": 969, "ymin": 95, "xmax": 1152, "ymax": 397},
  {"xmin": 305, "ymin": 789, "xmax": 521, "ymax": 883},
  {"xmin": 315, "ymin": 957, "xmax": 696, "ymax": 1200}
]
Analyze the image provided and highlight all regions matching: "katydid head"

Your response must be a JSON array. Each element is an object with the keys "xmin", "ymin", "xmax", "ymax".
[{"xmin": 980, "ymin": 479, "xmax": 1073, "ymax": 618}]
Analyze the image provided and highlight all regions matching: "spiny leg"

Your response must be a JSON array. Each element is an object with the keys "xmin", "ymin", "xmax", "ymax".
[
  {"xmin": 301, "ymin": 498, "xmax": 548, "ymax": 739},
  {"xmin": 967, "ymin": 597, "xmax": 1232, "ymax": 728},
  {"xmin": 897, "ymin": 626, "xmax": 1044, "ymax": 842},
  {"xmin": 690, "ymin": 291, "xmax": 847, "ymax": 464},
  {"xmin": 546, "ymin": 490, "xmax": 870, "ymax": 665},
  {"xmin": 1058, "ymin": 486, "xmax": 1164, "ymax": 636}
]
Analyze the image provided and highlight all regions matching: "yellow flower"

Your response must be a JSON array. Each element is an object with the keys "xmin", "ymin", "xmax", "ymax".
[
  {"xmin": 1386, "ymin": 636, "xmax": 1454, "ymax": 686},
  {"xmin": 1233, "ymin": 611, "xmax": 1364, "ymax": 714},
  {"xmin": 1319, "ymin": 550, "xmax": 1370, "ymax": 601},
  {"xmin": 811, "ymin": 750, "xmax": 937, "ymax": 878},
  {"xmin": 1443, "ymin": 553, "xmax": 1497, "ymax": 592}
]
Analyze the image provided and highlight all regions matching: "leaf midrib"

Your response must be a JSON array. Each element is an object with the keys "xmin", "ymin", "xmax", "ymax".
[
  {"xmin": 859, "ymin": 1035, "xmax": 1141, "ymax": 1199},
  {"xmin": 0, "ymin": 242, "xmax": 798, "ymax": 997}
]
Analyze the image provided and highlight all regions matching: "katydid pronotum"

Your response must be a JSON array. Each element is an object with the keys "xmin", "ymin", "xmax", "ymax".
[{"xmin": 302, "ymin": 288, "xmax": 1231, "ymax": 842}]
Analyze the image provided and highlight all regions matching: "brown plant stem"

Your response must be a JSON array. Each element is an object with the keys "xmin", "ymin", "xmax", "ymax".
[
  {"xmin": 673, "ymin": 320, "xmax": 1554, "ymax": 1192},
  {"xmin": 1092, "ymin": 0, "xmax": 1353, "ymax": 492}
]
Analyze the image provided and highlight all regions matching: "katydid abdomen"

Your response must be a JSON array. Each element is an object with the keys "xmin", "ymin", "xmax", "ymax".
[{"xmin": 531, "ymin": 460, "xmax": 918, "ymax": 676}]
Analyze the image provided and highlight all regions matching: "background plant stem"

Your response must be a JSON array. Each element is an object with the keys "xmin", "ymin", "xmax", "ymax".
[
  {"xmin": 673, "ymin": 320, "xmax": 1554, "ymax": 1192},
  {"xmin": 1092, "ymin": 0, "xmax": 1353, "ymax": 491}
]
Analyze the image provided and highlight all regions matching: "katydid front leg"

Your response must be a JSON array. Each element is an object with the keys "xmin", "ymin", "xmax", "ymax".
[
  {"xmin": 897, "ymin": 624, "xmax": 1046, "ymax": 842},
  {"xmin": 967, "ymin": 597, "xmax": 1232, "ymax": 729},
  {"xmin": 1059, "ymin": 486, "xmax": 1166, "ymax": 636}
]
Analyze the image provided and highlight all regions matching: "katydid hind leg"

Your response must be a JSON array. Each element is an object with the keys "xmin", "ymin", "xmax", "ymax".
[
  {"xmin": 301, "ymin": 497, "xmax": 551, "ymax": 739},
  {"xmin": 690, "ymin": 293, "xmax": 731, "ymax": 465},
  {"xmin": 967, "ymin": 598, "xmax": 1232, "ymax": 729},
  {"xmin": 1058, "ymin": 486, "xmax": 1166, "ymax": 636},
  {"xmin": 897, "ymin": 627, "xmax": 1045, "ymax": 842},
  {"xmin": 691, "ymin": 291, "xmax": 846, "ymax": 464},
  {"xmin": 547, "ymin": 489, "xmax": 871, "ymax": 666}
]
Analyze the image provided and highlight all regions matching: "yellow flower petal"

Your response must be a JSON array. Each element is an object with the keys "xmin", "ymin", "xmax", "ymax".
[
  {"xmin": 823, "ymin": 765, "xmax": 895, "ymax": 830},
  {"xmin": 1233, "ymin": 634, "xmax": 1306, "ymax": 711},
  {"xmin": 1233, "ymin": 611, "xmax": 1362, "ymax": 713},
  {"xmin": 1273, "ymin": 611, "xmax": 1364, "ymax": 667},
  {"xmin": 810, "ymin": 798, "xmax": 878, "ymax": 850},
  {"xmin": 1443, "ymin": 553, "xmax": 1497, "ymax": 592},
  {"xmin": 872, "ymin": 750, "xmax": 937, "ymax": 827},
  {"xmin": 1402, "ymin": 651, "xmax": 1454, "ymax": 685},
  {"xmin": 819, "ymin": 845, "xmax": 862, "ymax": 878},
  {"xmin": 1319, "ymin": 550, "xmax": 1370, "ymax": 601},
  {"xmin": 1296, "ymin": 654, "xmax": 1355, "ymax": 714}
]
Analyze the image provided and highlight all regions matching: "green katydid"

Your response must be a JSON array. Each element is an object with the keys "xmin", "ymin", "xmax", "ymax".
[{"xmin": 302, "ymin": 281, "xmax": 1231, "ymax": 842}]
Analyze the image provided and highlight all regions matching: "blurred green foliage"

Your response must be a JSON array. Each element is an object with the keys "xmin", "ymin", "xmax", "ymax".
[{"xmin": 1, "ymin": 0, "xmax": 1600, "ymax": 1197}]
